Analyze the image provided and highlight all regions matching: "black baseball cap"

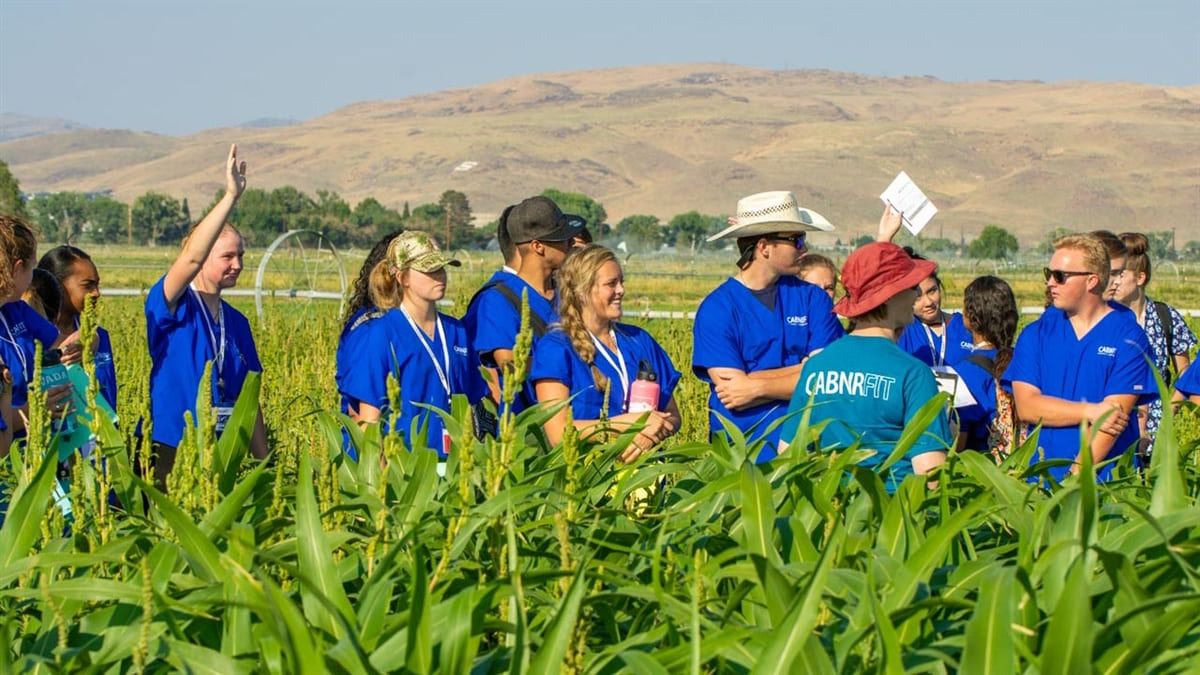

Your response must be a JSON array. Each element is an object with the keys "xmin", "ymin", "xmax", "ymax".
[{"xmin": 505, "ymin": 196, "xmax": 586, "ymax": 243}]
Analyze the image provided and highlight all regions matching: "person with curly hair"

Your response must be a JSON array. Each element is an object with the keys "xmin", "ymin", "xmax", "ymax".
[
  {"xmin": 0, "ymin": 213, "xmax": 72, "ymax": 455},
  {"xmin": 954, "ymin": 276, "xmax": 1019, "ymax": 452},
  {"xmin": 530, "ymin": 245, "xmax": 681, "ymax": 462}
]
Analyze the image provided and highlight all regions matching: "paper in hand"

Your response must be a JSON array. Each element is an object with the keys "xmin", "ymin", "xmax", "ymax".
[{"xmin": 880, "ymin": 171, "xmax": 938, "ymax": 236}]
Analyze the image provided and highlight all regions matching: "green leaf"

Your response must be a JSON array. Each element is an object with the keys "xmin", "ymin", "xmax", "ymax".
[
  {"xmin": 0, "ymin": 446, "xmax": 60, "ymax": 569},
  {"xmin": 1040, "ymin": 559, "xmax": 1093, "ymax": 674},
  {"xmin": 751, "ymin": 520, "xmax": 840, "ymax": 674},
  {"xmin": 405, "ymin": 547, "xmax": 432, "ymax": 675},
  {"xmin": 961, "ymin": 567, "xmax": 1016, "ymax": 675},
  {"xmin": 739, "ymin": 463, "xmax": 778, "ymax": 564},
  {"xmin": 528, "ymin": 565, "xmax": 587, "ymax": 674},
  {"xmin": 294, "ymin": 451, "xmax": 356, "ymax": 640}
]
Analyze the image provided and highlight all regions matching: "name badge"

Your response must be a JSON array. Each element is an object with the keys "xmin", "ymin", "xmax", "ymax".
[{"xmin": 214, "ymin": 406, "xmax": 235, "ymax": 434}]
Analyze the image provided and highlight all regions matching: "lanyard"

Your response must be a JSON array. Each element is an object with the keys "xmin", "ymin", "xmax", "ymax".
[
  {"xmin": 921, "ymin": 321, "xmax": 947, "ymax": 367},
  {"xmin": 0, "ymin": 309, "xmax": 28, "ymax": 376},
  {"xmin": 400, "ymin": 306, "xmax": 451, "ymax": 396},
  {"xmin": 190, "ymin": 285, "xmax": 226, "ymax": 380},
  {"xmin": 589, "ymin": 328, "xmax": 629, "ymax": 412}
]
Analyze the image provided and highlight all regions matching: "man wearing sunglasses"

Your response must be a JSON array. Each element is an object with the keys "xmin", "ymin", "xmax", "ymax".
[
  {"xmin": 693, "ymin": 191, "xmax": 844, "ymax": 463},
  {"xmin": 1002, "ymin": 234, "xmax": 1155, "ymax": 482}
]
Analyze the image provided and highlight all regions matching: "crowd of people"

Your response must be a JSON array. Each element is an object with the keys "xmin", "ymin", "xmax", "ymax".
[{"xmin": 2, "ymin": 144, "xmax": 1198, "ymax": 503}]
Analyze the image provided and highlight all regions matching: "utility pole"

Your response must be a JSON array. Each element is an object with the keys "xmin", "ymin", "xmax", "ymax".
[{"xmin": 127, "ymin": 201, "xmax": 133, "ymax": 246}]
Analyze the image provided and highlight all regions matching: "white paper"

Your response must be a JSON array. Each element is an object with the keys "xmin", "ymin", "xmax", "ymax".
[
  {"xmin": 880, "ymin": 171, "xmax": 938, "ymax": 236},
  {"xmin": 934, "ymin": 365, "xmax": 978, "ymax": 409}
]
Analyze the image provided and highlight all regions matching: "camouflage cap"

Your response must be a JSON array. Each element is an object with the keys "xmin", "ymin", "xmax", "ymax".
[{"xmin": 388, "ymin": 231, "xmax": 461, "ymax": 273}]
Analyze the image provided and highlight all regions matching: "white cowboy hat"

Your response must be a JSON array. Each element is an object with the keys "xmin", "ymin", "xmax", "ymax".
[{"xmin": 707, "ymin": 190, "xmax": 834, "ymax": 242}]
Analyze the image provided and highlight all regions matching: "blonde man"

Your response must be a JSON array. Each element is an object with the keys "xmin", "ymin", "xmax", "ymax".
[{"xmin": 1002, "ymin": 234, "xmax": 1155, "ymax": 481}]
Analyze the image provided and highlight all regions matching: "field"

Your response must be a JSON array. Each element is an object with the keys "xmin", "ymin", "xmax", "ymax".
[{"xmin": 2, "ymin": 245, "xmax": 1200, "ymax": 672}]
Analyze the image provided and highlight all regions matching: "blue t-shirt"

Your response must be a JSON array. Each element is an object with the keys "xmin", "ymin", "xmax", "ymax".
[
  {"xmin": 463, "ymin": 271, "xmax": 557, "ymax": 414},
  {"xmin": 145, "ymin": 277, "xmax": 262, "ymax": 448},
  {"xmin": 955, "ymin": 348, "xmax": 999, "ymax": 452},
  {"xmin": 780, "ymin": 335, "xmax": 952, "ymax": 492},
  {"xmin": 692, "ymin": 275, "xmax": 845, "ymax": 461},
  {"xmin": 1002, "ymin": 306, "xmax": 1156, "ymax": 481},
  {"xmin": 1175, "ymin": 362, "xmax": 1200, "ymax": 398},
  {"xmin": 530, "ymin": 322, "xmax": 681, "ymax": 421},
  {"xmin": 0, "ymin": 301, "xmax": 60, "ymax": 412},
  {"xmin": 898, "ymin": 312, "xmax": 975, "ymax": 367},
  {"xmin": 336, "ymin": 308, "xmax": 487, "ymax": 459}
]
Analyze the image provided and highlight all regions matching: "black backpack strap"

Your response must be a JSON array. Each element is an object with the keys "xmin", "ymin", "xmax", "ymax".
[
  {"xmin": 964, "ymin": 353, "xmax": 996, "ymax": 376},
  {"xmin": 1155, "ymin": 301, "xmax": 1175, "ymax": 383},
  {"xmin": 468, "ymin": 279, "xmax": 548, "ymax": 339}
]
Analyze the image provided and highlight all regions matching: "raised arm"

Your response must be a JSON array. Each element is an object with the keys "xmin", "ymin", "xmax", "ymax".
[{"xmin": 162, "ymin": 144, "xmax": 247, "ymax": 311}]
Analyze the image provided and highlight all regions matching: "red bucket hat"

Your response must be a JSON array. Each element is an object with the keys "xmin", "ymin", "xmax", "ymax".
[{"xmin": 834, "ymin": 242, "xmax": 938, "ymax": 318}]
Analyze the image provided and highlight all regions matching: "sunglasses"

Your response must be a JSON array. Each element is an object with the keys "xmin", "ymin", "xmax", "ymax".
[
  {"xmin": 1043, "ymin": 267, "xmax": 1094, "ymax": 284},
  {"xmin": 768, "ymin": 233, "xmax": 807, "ymax": 247}
]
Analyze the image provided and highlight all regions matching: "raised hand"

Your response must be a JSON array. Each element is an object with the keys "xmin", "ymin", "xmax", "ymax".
[
  {"xmin": 226, "ymin": 143, "xmax": 247, "ymax": 198},
  {"xmin": 876, "ymin": 204, "xmax": 903, "ymax": 243}
]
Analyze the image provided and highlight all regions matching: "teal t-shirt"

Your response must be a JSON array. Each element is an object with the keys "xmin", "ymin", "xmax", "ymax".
[{"xmin": 780, "ymin": 335, "xmax": 951, "ymax": 491}]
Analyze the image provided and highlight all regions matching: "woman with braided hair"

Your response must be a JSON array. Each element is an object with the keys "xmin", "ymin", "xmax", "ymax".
[
  {"xmin": 530, "ymin": 245, "xmax": 681, "ymax": 462},
  {"xmin": 955, "ymin": 276, "xmax": 1019, "ymax": 453}
]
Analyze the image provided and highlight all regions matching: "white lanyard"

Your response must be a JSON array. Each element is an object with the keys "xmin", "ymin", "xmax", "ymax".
[
  {"xmin": 190, "ymin": 285, "xmax": 226, "ymax": 378},
  {"xmin": 921, "ymin": 321, "xmax": 947, "ymax": 367},
  {"xmin": 589, "ymin": 328, "xmax": 629, "ymax": 411},
  {"xmin": 0, "ymin": 309, "xmax": 28, "ymax": 376},
  {"xmin": 400, "ymin": 306, "xmax": 451, "ymax": 396}
]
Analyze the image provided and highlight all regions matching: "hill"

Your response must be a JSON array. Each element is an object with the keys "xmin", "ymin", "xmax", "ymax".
[{"xmin": 2, "ymin": 64, "xmax": 1198, "ymax": 246}]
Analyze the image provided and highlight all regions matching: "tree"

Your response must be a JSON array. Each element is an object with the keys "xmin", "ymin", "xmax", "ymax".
[
  {"xmin": 27, "ymin": 192, "xmax": 89, "ymax": 243},
  {"xmin": 0, "ymin": 160, "xmax": 28, "ymax": 218},
  {"xmin": 666, "ymin": 211, "xmax": 722, "ymax": 252},
  {"xmin": 540, "ymin": 188, "xmax": 606, "ymax": 232},
  {"xmin": 438, "ymin": 189, "xmax": 479, "ymax": 249},
  {"xmin": 1038, "ymin": 227, "xmax": 1074, "ymax": 255},
  {"xmin": 82, "ymin": 196, "xmax": 128, "ymax": 244},
  {"xmin": 131, "ymin": 191, "xmax": 188, "ymax": 245},
  {"xmin": 967, "ymin": 225, "xmax": 1019, "ymax": 260},
  {"xmin": 614, "ymin": 214, "xmax": 661, "ymax": 252},
  {"xmin": 851, "ymin": 234, "xmax": 875, "ymax": 248}
]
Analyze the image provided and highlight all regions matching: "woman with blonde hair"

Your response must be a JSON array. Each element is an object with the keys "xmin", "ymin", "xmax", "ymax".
[
  {"xmin": 144, "ymin": 144, "xmax": 267, "ymax": 486},
  {"xmin": 530, "ymin": 244, "xmax": 681, "ymax": 462},
  {"xmin": 336, "ymin": 231, "xmax": 487, "ymax": 462}
]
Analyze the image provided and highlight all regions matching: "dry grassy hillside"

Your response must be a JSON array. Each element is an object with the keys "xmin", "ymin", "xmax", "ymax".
[{"xmin": 3, "ymin": 64, "xmax": 1198, "ymax": 246}]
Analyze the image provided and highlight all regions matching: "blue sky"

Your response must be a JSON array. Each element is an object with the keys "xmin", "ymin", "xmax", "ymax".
[{"xmin": 1, "ymin": 0, "xmax": 1197, "ymax": 135}]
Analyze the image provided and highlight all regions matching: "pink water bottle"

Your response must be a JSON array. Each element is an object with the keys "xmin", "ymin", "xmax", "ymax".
[{"xmin": 627, "ymin": 360, "xmax": 660, "ymax": 413}]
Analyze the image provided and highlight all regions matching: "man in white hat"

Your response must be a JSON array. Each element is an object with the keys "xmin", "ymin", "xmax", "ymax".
[{"xmin": 692, "ymin": 191, "xmax": 845, "ymax": 462}]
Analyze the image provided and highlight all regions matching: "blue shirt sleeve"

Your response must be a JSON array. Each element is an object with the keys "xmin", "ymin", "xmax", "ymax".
[
  {"xmin": 692, "ymin": 288, "xmax": 742, "ymax": 381},
  {"xmin": 1176, "ymin": 363, "xmax": 1200, "ymax": 397},
  {"xmin": 529, "ymin": 331, "xmax": 575, "ymax": 388},
  {"xmin": 467, "ymin": 289, "xmax": 522, "ymax": 363},
  {"xmin": 1108, "ymin": 323, "xmax": 1157, "ymax": 405},
  {"xmin": 1001, "ymin": 320, "xmax": 1044, "ymax": 393},
  {"xmin": 337, "ymin": 320, "xmax": 394, "ymax": 410}
]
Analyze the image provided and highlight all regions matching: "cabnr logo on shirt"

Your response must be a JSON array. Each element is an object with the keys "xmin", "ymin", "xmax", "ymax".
[
  {"xmin": 786, "ymin": 315, "xmax": 808, "ymax": 327},
  {"xmin": 960, "ymin": 341, "xmax": 975, "ymax": 352},
  {"xmin": 454, "ymin": 346, "xmax": 469, "ymax": 356},
  {"xmin": 1097, "ymin": 346, "xmax": 1117, "ymax": 357}
]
